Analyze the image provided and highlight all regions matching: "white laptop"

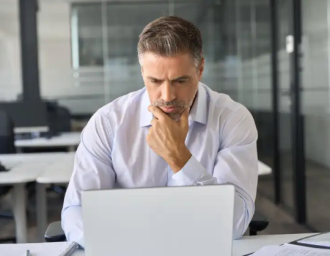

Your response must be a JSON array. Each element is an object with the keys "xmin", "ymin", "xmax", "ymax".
[{"xmin": 82, "ymin": 185, "xmax": 235, "ymax": 256}]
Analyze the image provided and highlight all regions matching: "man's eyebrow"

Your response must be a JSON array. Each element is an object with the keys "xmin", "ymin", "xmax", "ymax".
[
  {"xmin": 147, "ymin": 76, "xmax": 162, "ymax": 80},
  {"xmin": 171, "ymin": 76, "xmax": 191, "ymax": 81},
  {"xmin": 146, "ymin": 76, "xmax": 191, "ymax": 81}
]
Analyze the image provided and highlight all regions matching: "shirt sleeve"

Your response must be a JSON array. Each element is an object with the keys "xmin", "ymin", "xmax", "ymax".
[
  {"xmin": 61, "ymin": 111, "xmax": 116, "ymax": 248},
  {"xmin": 171, "ymin": 106, "xmax": 258, "ymax": 239}
]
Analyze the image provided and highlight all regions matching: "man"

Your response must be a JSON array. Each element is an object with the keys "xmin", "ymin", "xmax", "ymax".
[{"xmin": 62, "ymin": 16, "xmax": 258, "ymax": 247}]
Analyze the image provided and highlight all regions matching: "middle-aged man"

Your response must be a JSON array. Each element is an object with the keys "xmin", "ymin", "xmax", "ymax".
[{"xmin": 62, "ymin": 16, "xmax": 258, "ymax": 247}]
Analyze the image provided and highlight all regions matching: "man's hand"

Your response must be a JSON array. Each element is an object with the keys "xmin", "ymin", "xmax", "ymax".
[{"xmin": 146, "ymin": 106, "xmax": 192, "ymax": 173}]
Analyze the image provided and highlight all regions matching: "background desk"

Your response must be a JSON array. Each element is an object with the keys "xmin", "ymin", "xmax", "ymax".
[
  {"xmin": 36, "ymin": 153, "xmax": 75, "ymax": 240},
  {"xmin": 0, "ymin": 151, "xmax": 272, "ymax": 243},
  {"xmin": 35, "ymin": 158, "xmax": 272, "ymax": 241},
  {"xmin": 15, "ymin": 132, "xmax": 81, "ymax": 152},
  {"xmin": 258, "ymin": 161, "xmax": 271, "ymax": 175},
  {"xmin": 0, "ymin": 153, "xmax": 64, "ymax": 243}
]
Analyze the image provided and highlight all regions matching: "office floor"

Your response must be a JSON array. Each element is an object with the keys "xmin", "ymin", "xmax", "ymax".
[
  {"xmin": 0, "ymin": 188, "xmax": 63, "ymax": 243},
  {"xmin": 0, "ymin": 156, "xmax": 328, "ymax": 242},
  {"xmin": 258, "ymin": 153, "xmax": 330, "ymax": 233}
]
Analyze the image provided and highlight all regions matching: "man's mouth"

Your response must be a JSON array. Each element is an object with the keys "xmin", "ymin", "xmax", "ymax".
[{"xmin": 161, "ymin": 106, "xmax": 177, "ymax": 113}]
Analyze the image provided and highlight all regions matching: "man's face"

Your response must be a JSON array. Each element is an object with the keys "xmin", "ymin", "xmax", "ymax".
[{"xmin": 141, "ymin": 52, "xmax": 204, "ymax": 121}]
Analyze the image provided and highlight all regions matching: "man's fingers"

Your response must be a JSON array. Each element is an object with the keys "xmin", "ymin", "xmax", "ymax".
[
  {"xmin": 150, "ymin": 118, "xmax": 157, "ymax": 127},
  {"xmin": 179, "ymin": 107, "xmax": 189, "ymax": 128},
  {"xmin": 148, "ymin": 106, "xmax": 167, "ymax": 121}
]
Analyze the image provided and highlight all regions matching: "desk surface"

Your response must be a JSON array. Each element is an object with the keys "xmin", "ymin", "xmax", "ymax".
[
  {"xmin": 0, "ymin": 151, "xmax": 271, "ymax": 185},
  {"xmin": 67, "ymin": 233, "xmax": 314, "ymax": 256},
  {"xmin": 36, "ymin": 157, "xmax": 271, "ymax": 184},
  {"xmin": 37, "ymin": 152, "xmax": 75, "ymax": 183},
  {"xmin": 13, "ymin": 132, "xmax": 271, "ymax": 178},
  {"xmin": 0, "ymin": 233, "xmax": 316, "ymax": 256},
  {"xmin": 0, "ymin": 153, "xmax": 65, "ymax": 184},
  {"xmin": 15, "ymin": 132, "xmax": 81, "ymax": 148},
  {"xmin": 257, "ymin": 161, "xmax": 271, "ymax": 175},
  {"xmin": 232, "ymin": 233, "xmax": 314, "ymax": 255}
]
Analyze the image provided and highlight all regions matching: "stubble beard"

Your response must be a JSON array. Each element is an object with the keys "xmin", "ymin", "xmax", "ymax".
[{"xmin": 152, "ymin": 89, "xmax": 198, "ymax": 121}]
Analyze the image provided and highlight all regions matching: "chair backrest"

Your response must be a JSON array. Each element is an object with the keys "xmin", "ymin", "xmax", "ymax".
[
  {"xmin": 46, "ymin": 102, "xmax": 71, "ymax": 134},
  {"xmin": 0, "ymin": 111, "xmax": 15, "ymax": 154},
  {"xmin": 0, "ymin": 186, "xmax": 12, "ymax": 198},
  {"xmin": 55, "ymin": 106, "xmax": 71, "ymax": 132}
]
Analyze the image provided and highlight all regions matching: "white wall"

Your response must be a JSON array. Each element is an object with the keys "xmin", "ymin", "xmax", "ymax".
[{"xmin": 0, "ymin": 0, "xmax": 21, "ymax": 101}]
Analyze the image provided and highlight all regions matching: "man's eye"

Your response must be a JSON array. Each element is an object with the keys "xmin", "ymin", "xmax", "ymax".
[
  {"xmin": 151, "ymin": 80, "xmax": 160, "ymax": 84},
  {"xmin": 177, "ymin": 80, "xmax": 186, "ymax": 84}
]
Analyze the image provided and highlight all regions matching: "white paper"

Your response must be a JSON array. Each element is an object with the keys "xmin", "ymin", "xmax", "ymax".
[
  {"xmin": 251, "ymin": 243, "xmax": 330, "ymax": 256},
  {"xmin": 298, "ymin": 233, "xmax": 330, "ymax": 248},
  {"xmin": 0, "ymin": 241, "xmax": 77, "ymax": 256}
]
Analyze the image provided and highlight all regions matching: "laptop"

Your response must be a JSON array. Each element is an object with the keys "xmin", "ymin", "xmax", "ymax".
[{"xmin": 82, "ymin": 185, "xmax": 235, "ymax": 256}]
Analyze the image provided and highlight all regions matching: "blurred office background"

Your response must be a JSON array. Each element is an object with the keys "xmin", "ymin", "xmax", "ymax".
[{"xmin": 0, "ymin": 0, "xmax": 330, "ymax": 242}]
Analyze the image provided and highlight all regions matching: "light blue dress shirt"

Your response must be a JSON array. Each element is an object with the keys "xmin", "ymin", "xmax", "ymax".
[{"xmin": 62, "ymin": 83, "xmax": 258, "ymax": 247}]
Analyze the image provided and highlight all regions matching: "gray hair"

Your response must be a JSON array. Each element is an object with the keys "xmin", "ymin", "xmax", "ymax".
[{"xmin": 137, "ymin": 16, "xmax": 203, "ymax": 67}]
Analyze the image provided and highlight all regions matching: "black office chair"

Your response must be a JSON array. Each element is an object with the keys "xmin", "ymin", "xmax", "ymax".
[
  {"xmin": 248, "ymin": 212, "xmax": 269, "ymax": 236},
  {"xmin": 44, "ymin": 214, "xmax": 269, "ymax": 242},
  {"xmin": 0, "ymin": 111, "xmax": 17, "ymax": 243},
  {"xmin": 0, "ymin": 111, "xmax": 16, "ymax": 154},
  {"xmin": 44, "ymin": 221, "xmax": 66, "ymax": 242},
  {"xmin": 46, "ymin": 102, "xmax": 72, "ymax": 135}
]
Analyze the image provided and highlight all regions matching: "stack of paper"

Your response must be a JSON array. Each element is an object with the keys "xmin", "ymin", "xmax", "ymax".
[
  {"xmin": 298, "ymin": 233, "xmax": 330, "ymax": 248},
  {"xmin": 251, "ymin": 243, "xmax": 330, "ymax": 255}
]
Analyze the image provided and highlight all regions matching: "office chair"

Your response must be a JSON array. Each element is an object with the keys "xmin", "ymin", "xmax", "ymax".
[
  {"xmin": 248, "ymin": 212, "xmax": 269, "ymax": 236},
  {"xmin": 44, "ymin": 214, "xmax": 269, "ymax": 242},
  {"xmin": 0, "ymin": 111, "xmax": 17, "ymax": 243},
  {"xmin": 46, "ymin": 102, "xmax": 72, "ymax": 135},
  {"xmin": 45, "ymin": 103, "xmax": 72, "ymax": 196},
  {"xmin": 0, "ymin": 111, "xmax": 16, "ymax": 154}
]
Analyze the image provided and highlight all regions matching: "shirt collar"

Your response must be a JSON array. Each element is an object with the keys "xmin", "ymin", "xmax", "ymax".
[
  {"xmin": 139, "ymin": 89, "xmax": 153, "ymax": 127},
  {"xmin": 188, "ymin": 83, "xmax": 208, "ymax": 126},
  {"xmin": 139, "ymin": 82, "xmax": 208, "ymax": 127}
]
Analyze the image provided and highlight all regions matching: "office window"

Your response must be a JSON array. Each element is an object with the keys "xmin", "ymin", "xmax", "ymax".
[
  {"xmin": 71, "ymin": 2, "xmax": 170, "ymax": 69},
  {"xmin": 73, "ymin": 4, "xmax": 104, "ymax": 67},
  {"xmin": 67, "ymin": 0, "xmax": 272, "ymax": 115}
]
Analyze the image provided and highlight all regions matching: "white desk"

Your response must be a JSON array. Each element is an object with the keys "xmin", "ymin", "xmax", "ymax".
[
  {"xmin": 37, "ymin": 153, "xmax": 75, "ymax": 184},
  {"xmin": 35, "ymin": 158, "xmax": 272, "ymax": 241},
  {"xmin": 233, "ymin": 233, "xmax": 315, "ymax": 255},
  {"xmin": 36, "ymin": 153, "xmax": 75, "ymax": 240},
  {"xmin": 15, "ymin": 132, "xmax": 81, "ymax": 152},
  {"xmin": 258, "ymin": 161, "xmax": 272, "ymax": 175},
  {"xmin": 0, "ymin": 149, "xmax": 272, "ymax": 243},
  {"xmin": 0, "ymin": 153, "xmax": 65, "ymax": 243},
  {"xmin": 71, "ymin": 233, "xmax": 316, "ymax": 256},
  {"xmin": 36, "ymin": 160, "xmax": 271, "ymax": 185},
  {"xmin": 0, "ymin": 233, "xmax": 315, "ymax": 256}
]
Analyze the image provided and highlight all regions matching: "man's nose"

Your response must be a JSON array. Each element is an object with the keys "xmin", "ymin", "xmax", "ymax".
[{"xmin": 161, "ymin": 82, "xmax": 175, "ymax": 102}]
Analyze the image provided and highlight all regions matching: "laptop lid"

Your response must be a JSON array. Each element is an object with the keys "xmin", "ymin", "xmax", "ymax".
[{"xmin": 82, "ymin": 185, "xmax": 235, "ymax": 256}]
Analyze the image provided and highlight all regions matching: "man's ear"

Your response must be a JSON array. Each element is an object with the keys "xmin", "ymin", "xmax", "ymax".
[
  {"xmin": 198, "ymin": 58, "xmax": 205, "ymax": 81},
  {"xmin": 141, "ymin": 66, "xmax": 144, "ymax": 75}
]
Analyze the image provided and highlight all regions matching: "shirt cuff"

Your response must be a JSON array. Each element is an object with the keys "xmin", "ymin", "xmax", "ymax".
[{"xmin": 171, "ymin": 155, "xmax": 205, "ymax": 186}]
